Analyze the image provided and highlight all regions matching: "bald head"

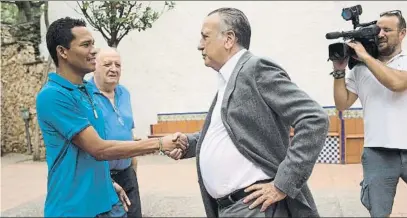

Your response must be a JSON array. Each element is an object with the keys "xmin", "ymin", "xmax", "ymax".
[
  {"xmin": 96, "ymin": 47, "xmax": 120, "ymax": 67},
  {"xmin": 94, "ymin": 47, "xmax": 122, "ymax": 89}
]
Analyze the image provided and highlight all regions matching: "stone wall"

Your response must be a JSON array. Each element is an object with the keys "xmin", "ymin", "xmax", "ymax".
[{"xmin": 1, "ymin": 23, "xmax": 53, "ymax": 157}]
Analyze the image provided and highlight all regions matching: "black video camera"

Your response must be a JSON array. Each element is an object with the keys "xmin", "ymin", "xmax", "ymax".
[{"xmin": 326, "ymin": 5, "xmax": 380, "ymax": 69}]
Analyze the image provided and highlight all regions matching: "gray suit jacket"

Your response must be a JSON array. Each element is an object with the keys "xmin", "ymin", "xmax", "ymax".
[{"xmin": 183, "ymin": 51, "xmax": 329, "ymax": 217}]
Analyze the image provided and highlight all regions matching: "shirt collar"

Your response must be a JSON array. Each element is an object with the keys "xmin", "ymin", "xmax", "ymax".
[
  {"xmin": 48, "ymin": 72, "xmax": 88, "ymax": 91},
  {"xmin": 88, "ymin": 76, "xmax": 122, "ymax": 96},
  {"xmin": 218, "ymin": 49, "xmax": 247, "ymax": 84},
  {"xmin": 387, "ymin": 50, "xmax": 406, "ymax": 64}
]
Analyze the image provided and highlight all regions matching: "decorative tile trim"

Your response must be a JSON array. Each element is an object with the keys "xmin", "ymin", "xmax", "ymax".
[
  {"xmin": 157, "ymin": 112, "xmax": 207, "ymax": 122},
  {"xmin": 342, "ymin": 108, "xmax": 363, "ymax": 119},
  {"xmin": 324, "ymin": 107, "xmax": 337, "ymax": 116},
  {"xmin": 157, "ymin": 113, "xmax": 207, "ymax": 122},
  {"xmin": 322, "ymin": 106, "xmax": 364, "ymax": 118},
  {"xmin": 156, "ymin": 107, "xmax": 359, "ymax": 121},
  {"xmin": 156, "ymin": 106, "xmax": 363, "ymax": 164}
]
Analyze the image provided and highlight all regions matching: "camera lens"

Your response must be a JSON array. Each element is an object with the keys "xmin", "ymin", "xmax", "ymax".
[{"xmin": 342, "ymin": 9, "xmax": 352, "ymax": 20}]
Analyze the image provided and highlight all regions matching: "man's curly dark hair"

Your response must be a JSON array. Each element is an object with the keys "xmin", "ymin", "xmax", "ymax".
[{"xmin": 46, "ymin": 17, "xmax": 87, "ymax": 67}]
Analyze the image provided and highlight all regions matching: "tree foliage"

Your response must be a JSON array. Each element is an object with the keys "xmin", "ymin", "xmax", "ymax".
[
  {"xmin": 77, "ymin": 1, "xmax": 175, "ymax": 47},
  {"xmin": 1, "ymin": 1, "xmax": 45, "ymax": 58},
  {"xmin": 1, "ymin": 1, "xmax": 44, "ymax": 24},
  {"xmin": 1, "ymin": 1, "xmax": 18, "ymax": 24}
]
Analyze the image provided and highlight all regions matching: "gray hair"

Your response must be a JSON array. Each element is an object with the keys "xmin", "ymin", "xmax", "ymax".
[{"xmin": 208, "ymin": 7, "xmax": 251, "ymax": 50}]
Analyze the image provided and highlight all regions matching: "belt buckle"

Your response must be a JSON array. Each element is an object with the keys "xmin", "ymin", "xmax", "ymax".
[{"xmin": 228, "ymin": 194, "xmax": 236, "ymax": 204}]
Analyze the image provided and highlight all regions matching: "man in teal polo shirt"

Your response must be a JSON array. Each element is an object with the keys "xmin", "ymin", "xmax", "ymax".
[
  {"xmin": 88, "ymin": 48, "xmax": 142, "ymax": 217},
  {"xmin": 37, "ymin": 17, "xmax": 186, "ymax": 217}
]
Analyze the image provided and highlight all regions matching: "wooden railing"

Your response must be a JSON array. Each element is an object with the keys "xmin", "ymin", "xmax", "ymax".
[
  {"xmin": 148, "ymin": 120, "xmax": 205, "ymax": 138},
  {"xmin": 343, "ymin": 118, "xmax": 364, "ymax": 163},
  {"xmin": 149, "ymin": 109, "xmax": 365, "ymax": 164}
]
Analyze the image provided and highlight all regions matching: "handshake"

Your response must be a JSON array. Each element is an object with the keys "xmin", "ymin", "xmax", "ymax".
[{"xmin": 160, "ymin": 132, "xmax": 188, "ymax": 160}]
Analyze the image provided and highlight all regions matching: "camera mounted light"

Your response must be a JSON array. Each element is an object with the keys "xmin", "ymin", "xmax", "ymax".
[{"xmin": 341, "ymin": 5, "xmax": 362, "ymax": 21}]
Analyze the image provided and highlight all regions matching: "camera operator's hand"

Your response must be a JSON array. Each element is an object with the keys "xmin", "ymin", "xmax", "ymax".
[
  {"xmin": 332, "ymin": 57, "xmax": 349, "ymax": 71},
  {"xmin": 346, "ymin": 41, "xmax": 370, "ymax": 62}
]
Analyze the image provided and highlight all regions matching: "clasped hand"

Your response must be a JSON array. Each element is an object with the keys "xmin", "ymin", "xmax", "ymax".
[
  {"xmin": 161, "ymin": 132, "xmax": 188, "ymax": 160},
  {"xmin": 160, "ymin": 132, "xmax": 188, "ymax": 156}
]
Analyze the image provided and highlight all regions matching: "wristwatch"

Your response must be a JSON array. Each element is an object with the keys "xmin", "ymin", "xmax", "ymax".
[{"xmin": 330, "ymin": 69, "xmax": 346, "ymax": 79}]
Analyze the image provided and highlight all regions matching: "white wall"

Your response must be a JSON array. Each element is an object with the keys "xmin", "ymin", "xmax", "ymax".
[{"xmin": 41, "ymin": 1, "xmax": 407, "ymax": 137}]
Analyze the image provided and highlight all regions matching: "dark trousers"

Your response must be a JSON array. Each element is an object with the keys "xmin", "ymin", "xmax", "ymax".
[
  {"xmin": 216, "ymin": 179, "xmax": 291, "ymax": 217},
  {"xmin": 219, "ymin": 198, "xmax": 290, "ymax": 217},
  {"xmin": 111, "ymin": 166, "xmax": 142, "ymax": 218},
  {"xmin": 360, "ymin": 147, "xmax": 407, "ymax": 217}
]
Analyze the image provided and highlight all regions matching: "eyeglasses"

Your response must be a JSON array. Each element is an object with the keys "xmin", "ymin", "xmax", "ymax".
[{"xmin": 380, "ymin": 10, "xmax": 402, "ymax": 17}]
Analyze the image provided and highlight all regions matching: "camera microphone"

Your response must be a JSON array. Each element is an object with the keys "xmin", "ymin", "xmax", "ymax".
[
  {"xmin": 325, "ymin": 25, "xmax": 381, "ymax": 39},
  {"xmin": 325, "ymin": 32, "xmax": 344, "ymax": 39}
]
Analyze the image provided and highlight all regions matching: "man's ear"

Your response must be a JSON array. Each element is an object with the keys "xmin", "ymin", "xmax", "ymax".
[
  {"xmin": 399, "ymin": 28, "xmax": 406, "ymax": 40},
  {"xmin": 57, "ymin": 45, "xmax": 68, "ymax": 60},
  {"xmin": 224, "ymin": 30, "xmax": 237, "ymax": 50}
]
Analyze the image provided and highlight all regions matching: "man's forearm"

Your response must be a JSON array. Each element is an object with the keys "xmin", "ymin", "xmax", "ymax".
[
  {"xmin": 333, "ymin": 78, "xmax": 351, "ymax": 111},
  {"xmin": 364, "ymin": 55, "xmax": 407, "ymax": 92},
  {"xmin": 95, "ymin": 138, "xmax": 159, "ymax": 161},
  {"xmin": 274, "ymin": 109, "xmax": 329, "ymax": 198}
]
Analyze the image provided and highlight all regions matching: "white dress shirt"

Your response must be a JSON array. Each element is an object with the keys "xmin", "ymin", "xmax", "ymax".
[{"xmin": 199, "ymin": 49, "xmax": 271, "ymax": 199}]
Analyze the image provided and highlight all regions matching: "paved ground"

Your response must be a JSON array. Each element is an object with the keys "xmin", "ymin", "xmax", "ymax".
[{"xmin": 1, "ymin": 153, "xmax": 406, "ymax": 217}]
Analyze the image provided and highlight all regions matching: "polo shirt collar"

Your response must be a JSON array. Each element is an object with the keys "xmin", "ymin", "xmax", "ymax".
[
  {"xmin": 398, "ymin": 50, "xmax": 406, "ymax": 57},
  {"xmin": 387, "ymin": 50, "xmax": 406, "ymax": 64},
  {"xmin": 48, "ymin": 72, "xmax": 88, "ymax": 91},
  {"xmin": 88, "ymin": 76, "xmax": 122, "ymax": 96}
]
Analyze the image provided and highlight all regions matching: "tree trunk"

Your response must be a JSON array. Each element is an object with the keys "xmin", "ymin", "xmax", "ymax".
[
  {"xmin": 109, "ymin": 40, "xmax": 119, "ymax": 48},
  {"xmin": 15, "ymin": 2, "xmax": 27, "ymax": 23},
  {"xmin": 22, "ymin": 1, "xmax": 33, "ymax": 22},
  {"xmin": 33, "ymin": 1, "xmax": 50, "ymax": 161}
]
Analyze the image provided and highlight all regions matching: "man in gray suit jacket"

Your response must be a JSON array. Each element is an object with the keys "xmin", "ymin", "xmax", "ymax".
[{"xmin": 168, "ymin": 7, "xmax": 329, "ymax": 217}]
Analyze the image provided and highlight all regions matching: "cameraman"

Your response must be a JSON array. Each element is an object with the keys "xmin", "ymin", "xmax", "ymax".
[{"xmin": 332, "ymin": 10, "xmax": 406, "ymax": 217}]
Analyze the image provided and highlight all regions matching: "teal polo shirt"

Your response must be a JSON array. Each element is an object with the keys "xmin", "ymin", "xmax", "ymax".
[
  {"xmin": 36, "ymin": 72, "xmax": 122, "ymax": 217},
  {"xmin": 88, "ymin": 77, "xmax": 134, "ymax": 170}
]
